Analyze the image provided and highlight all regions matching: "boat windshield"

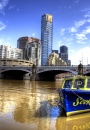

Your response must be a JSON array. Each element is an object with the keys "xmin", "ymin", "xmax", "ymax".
[
  {"xmin": 74, "ymin": 79, "xmax": 84, "ymax": 89},
  {"xmin": 63, "ymin": 79, "xmax": 72, "ymax": 88},
  {"xmin": 87, "ymin": 79, "xmax": 90, "ymax": 88}
]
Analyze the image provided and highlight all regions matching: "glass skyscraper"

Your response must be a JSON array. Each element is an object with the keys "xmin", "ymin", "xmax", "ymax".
[
  {"xmin": 41, "ymin": 14, "xmax": 53, "ymax": 66},
  {"xmin": 59, "ymin": 45, "xmax": 68, "ymax": 64}
]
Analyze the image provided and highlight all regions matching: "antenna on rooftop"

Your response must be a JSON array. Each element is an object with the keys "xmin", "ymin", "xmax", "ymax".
[{"xmin": 79, "ymin": 60, "xmax": 82, "ymax": 64}]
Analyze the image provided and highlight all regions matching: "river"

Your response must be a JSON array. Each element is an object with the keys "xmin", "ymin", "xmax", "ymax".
[{"xmin": 0, "ymin": 79, "xmax": 90, "ymax": 130}]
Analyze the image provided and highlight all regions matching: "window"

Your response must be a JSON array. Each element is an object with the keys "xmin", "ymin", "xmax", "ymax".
[
  {"xmin": 87, "ymin": 79, "xmax": 90, "ymax": 88},
  {"xmin": 74, "ymin": 79, "xmax": 84, "ymax": 89},
  {"xmin": 63, "ymin": 80, "xmax": 72, "ymax": 88}
]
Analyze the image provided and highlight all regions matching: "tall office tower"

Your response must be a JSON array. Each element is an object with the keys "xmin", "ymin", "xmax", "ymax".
[
  {"xmin": 17, "ymin": 37, "xmax": 32, "ymax": 59},
  {"xmin": 25, "ymin": 40, "xmax": 41, "ymax": 66},
  {"xmin": 17, "ymin": 37, "xmax": 41, "ymax": 59},
  {"xmin": 41, "ymin": 14, "xmax": 53, "ymax": 66},
  {"xmin": 59, "ymin": 45, "xmax": 68, "ymax": 64}
]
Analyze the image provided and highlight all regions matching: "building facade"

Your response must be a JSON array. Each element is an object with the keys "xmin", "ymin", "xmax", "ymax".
[
  {"xmin": 46, "ymin": 52, "xmax": 67, "ymax": 66},
  {"xmin": 52, "ymin": 50, "xmax": 58, "ymax": 54},
  {"xmin": 41, "ymin": 14, "xmax": 53, "ymax": 66},
  {"xmin": 17, "ymin": 37, "xmax": 41, "ymax": 59},
  {"xmin": 0, "ymin": 45, "xmax": 23, "ymax": 59},
  {"xmin": 0, "ymin": 58, "xmax": 33, "ymax": 66},
  {"xmin": 59, "ymin": 45, "xmax": 68, "ymax": 64},
  {"xmin": 25, "ymin": 41, "xmax": 41, "ymax": 66}
]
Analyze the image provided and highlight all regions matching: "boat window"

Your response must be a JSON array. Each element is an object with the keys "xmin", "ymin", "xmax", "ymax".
[
  {"xmin": 87, "ymin": 79, "xmax": 90, "ymax": 88},
  {"xmin": 74, "ymin": 79, "xmax": 84, "ymax": 89},
  {"xmin": 63, "ymin": 80, "xmax": 72, "ymax": 88}
]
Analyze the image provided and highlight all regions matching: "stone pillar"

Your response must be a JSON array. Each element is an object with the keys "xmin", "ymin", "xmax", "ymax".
[
  {"xmin": 30, "ymin": 64, "xmax": 37, "ymax": 80},
  {"xmin": 32, "ymin": 64, "xmax": 36, "ymax": 75},
  {"xmin": 78, "ymin": 63, "xmax": 83, "ymax": 75}
]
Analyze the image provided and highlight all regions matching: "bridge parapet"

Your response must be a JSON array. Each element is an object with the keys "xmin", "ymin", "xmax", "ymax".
[
  {"xmin": 37, "ymin": 66, "xmax": 78, "ymax": 73},
  {"xmin": 0, "ymin": 65, "xmax": 90, "ymax": 75}
]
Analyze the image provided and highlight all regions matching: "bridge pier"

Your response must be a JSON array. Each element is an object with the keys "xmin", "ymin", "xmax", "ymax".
[
  {"xmin": 23, "ymin": 73, "xmax": 31, "ymax": 80},
  {"xmin": 0, "ymin": 73, "xmax": 4, "ymax": 79},
  {"xmin": 30, "ymin": 64, "xmax": 37, "ymax": 81}
]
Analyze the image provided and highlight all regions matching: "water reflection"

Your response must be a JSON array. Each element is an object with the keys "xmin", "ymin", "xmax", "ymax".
[
  {"xmin": 0, "ymin": 80, "xmax": 59, "ymax": 130},
  {"xmin": 0, "ymin": 79, "xmax": 90, "ymax": 130},
  {"xmin": 56, "ymin": 113, "xmax": 90, "ymax": 130}
]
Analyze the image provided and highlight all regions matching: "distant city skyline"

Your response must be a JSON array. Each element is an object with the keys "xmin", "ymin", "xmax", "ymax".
[{"xmin": 0, "ymin": 0, "xmax": 90, "ymax": 65}]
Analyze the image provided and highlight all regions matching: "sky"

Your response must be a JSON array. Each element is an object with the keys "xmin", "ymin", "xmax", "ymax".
[{"xmin": 0, "ymin": 0, "xmax": 90, "ymax": 65}]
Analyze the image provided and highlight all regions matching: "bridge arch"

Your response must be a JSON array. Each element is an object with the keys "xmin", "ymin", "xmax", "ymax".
[
  {"xmin": 0, "ymin": 69, "xmax": 32, "ymax": 80},
  {"xmin": 37, "ymin": 68, "xmax": 78, "ymax": 75},
  {"xmin": 36, "ymin": 69, "xmax": 78, "ymax": 81},
  {"xmin": 0, "ymin": 68, "xmax": 32, "ymax": 74}
]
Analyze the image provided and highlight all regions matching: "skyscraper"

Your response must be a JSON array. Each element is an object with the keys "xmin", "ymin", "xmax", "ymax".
[
  {"xmin": 25, "ymin": 40, "xmax": 41, "ymax": 66},
  {"xmin": 17, "ymin": 37, "xmax": 41, "ymax": 59},
  {"xmin": 41, "ymin": 14, "xmax": 53, "ymax": 66},
  {"xmin": 17, "ymin": 37, "xmax": 32, "ymax": 59},
  {"xmin": 59, "ymin": 45, "xmax": 68, "ymax": 64}
]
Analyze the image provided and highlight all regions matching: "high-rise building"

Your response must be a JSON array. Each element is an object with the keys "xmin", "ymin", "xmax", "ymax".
[
  {"xmin": 17, "ymin": 37, "xmax": 41, "ymax": 59},
  {"xmin": 41, "ymin": 14, "xmax": 53, "ymax": 66},
  {"xmin": 25, "ymin": 41, "xmax": 41, "ymax": 66},
  {"xmin": 59, "ymin": 45, "xmax": 68, "ymax": 64},
  {"xmin": 0, "ymin": 45, "xmax": 23, "ymax": 59},
  {"xmin": 52, "ymin": 50, "xmax": 58, "ymax": 54}
]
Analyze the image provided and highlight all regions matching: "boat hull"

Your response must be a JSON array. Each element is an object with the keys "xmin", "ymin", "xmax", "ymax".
[{"xmin": 58, "ymin": 89, "xmax": 90, "ymax": 116}]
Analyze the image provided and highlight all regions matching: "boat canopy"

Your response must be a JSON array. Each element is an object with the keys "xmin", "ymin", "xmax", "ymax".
[{"xmin": 62, "ymin": 75, "xmax": 90, "ymax": 90}]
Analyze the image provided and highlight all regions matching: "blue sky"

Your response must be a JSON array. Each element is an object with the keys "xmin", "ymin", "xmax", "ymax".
[{"xmin": 0, "ymin": 0, "xmax": 90, "ymax": 65}]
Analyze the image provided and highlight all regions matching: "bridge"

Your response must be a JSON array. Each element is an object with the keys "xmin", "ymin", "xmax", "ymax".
[{"xmin": 0, "ymin": 65, "xmax": 90, "ymax": 80}]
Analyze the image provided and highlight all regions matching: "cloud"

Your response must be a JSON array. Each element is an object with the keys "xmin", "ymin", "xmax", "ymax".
[
  {"xmin": 76, "ymin": 33, "xmax": 87, "ymax": 40},
  {"xmin": 74, "ymin": 0, "xmax": 79, "ymax": 4},
  {"xmin": 59, "ymin": 28, "xmax": 66, "ymax": 36},
  {"xmin": 74, "ymin": 20, "xmax": 86, "ymax": 28},
  {"xmin": 75, "ymin": 26, "xmax": 90, "ymax": 44},
  {"xmin": 69, "ymin": 16, "xmax": 90, "ymax": 34},
  {"xmin": 69, "ymin": 27, "xmax": 77, "ymax": 33},
  {"xmin": 69, "ymin": 47, "xmax": 90, "ymax": 65},
  {"xmin": 76, "ymin": 40, "xmax": 85, "ymax": 44},
  {"xmin": 0, "ymin": 21, "xmax": 6, "ymax": 31},
  {"xmin": 82, "ymin": 8, "xmax": 90, "ymax": 18},
  {"xmin": 0, "ymin": 0, "xmax": 9, "ymax": 14},
  {"xmin": 8, "ymin": 5, "xmax": 14, "ymax": 10},
  {"xmin": 82, "ymin": 8, "xmax": 90, "ymax": 12},
  {"xmin": 32, "ymin": 33, "xmax": 35, "ymax": 36},
  {"xmin": 0, "ymin": 0, "xmax": 8, "ymax": 10},
  {"xmin": 81, "ymin": 8, "xmax": 90, "ymax": 24},
  {"xmin": 82, "ymin": 26, "xmax": 90, "ymax": 34},
  {"xmin": 84, "ymin": 13, "xmax": 90, "ymax": 18}
]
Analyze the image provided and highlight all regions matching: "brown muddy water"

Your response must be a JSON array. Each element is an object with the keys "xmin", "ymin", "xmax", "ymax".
[{"xmin": 0, "ymin": 80, "xmax": 90, "ymax": 130}]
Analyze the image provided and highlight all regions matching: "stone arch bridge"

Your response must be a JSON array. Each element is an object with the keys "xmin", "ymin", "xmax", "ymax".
[{"xmin": 0, "ymin": 66, "xmax": 90, "ymax": 80}]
